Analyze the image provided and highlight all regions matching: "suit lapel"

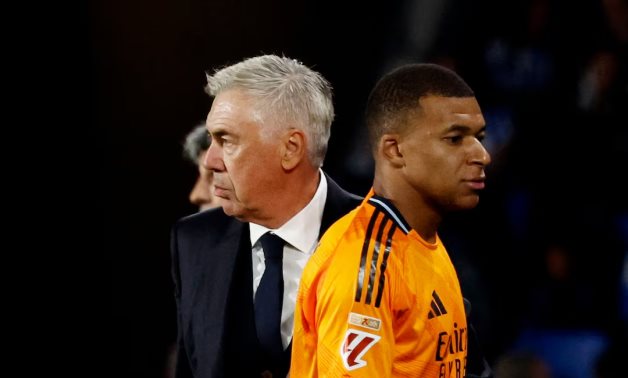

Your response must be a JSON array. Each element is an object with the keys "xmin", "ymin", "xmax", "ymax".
[
  {"xmin": 196, "ymin": 217, "xmax": 248, "ymax": 373},
  {"xmin": 205, "ymin": 217, "xmax": 247, "ymax": 317},
  {"xmin": 222, "ymin": 224, "xmax": 261, "ymax": 375}
]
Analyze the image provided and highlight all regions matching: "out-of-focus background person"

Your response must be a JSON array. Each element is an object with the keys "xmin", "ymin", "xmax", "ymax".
[{"xmin": 182, "ymin": 123, "xmax": 219, "ymax": 211}]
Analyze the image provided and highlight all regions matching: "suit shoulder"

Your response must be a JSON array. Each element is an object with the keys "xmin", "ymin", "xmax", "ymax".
[
  {"xmin": 323, "ymin": 174, "xmax": 363, "ymax": 227},
  {"xmin": 172, "ymin": 207, "xmax": 238, "ymax": 237},
  {"xmin": 318, "ymin": 207, "xmax": 360, "ymax": 255},
  {"xmin": 324, "ymin": 173, "xmax": 362, "ymax": 205}
]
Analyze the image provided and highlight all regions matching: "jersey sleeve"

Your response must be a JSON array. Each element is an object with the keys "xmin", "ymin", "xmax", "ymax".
[{"xmin": 294, "ymin": 208, "xmax": 406, "ymax": 377}]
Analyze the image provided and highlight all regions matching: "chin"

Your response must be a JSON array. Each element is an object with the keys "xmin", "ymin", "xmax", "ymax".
[
  {"xmin": 452, "ymin": 196, "xmax": 480, "ymax": 210},
  {"xmin": 220, "ymin": 203, "xmax": 246, "ymax": 219},
  {"xmin": 463, "ymin": 199, "xmax": 481, "ymax": 210},
  {"xmin": 221, "ymin": 205, "xmax": 236, "ymax": 216}
]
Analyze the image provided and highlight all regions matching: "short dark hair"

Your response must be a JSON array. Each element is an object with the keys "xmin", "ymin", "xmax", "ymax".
[{"xmin": 365, "ymin": 63, "xmax": 474, "ymax": 152}]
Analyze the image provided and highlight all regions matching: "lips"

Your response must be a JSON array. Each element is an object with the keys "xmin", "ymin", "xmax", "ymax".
[
  {"xmin": 213, "ymin": 185, "xmax": 228, "ymax": 197},
  {"xmin": 466, "ymin": 180, "xmax": 485, "ymax": 190},
  {"xmin": 465, "ymin": 176, "xmax": 486, "ymax": 190}
]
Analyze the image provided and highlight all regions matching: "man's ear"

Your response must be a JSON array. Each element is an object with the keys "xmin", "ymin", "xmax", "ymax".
[
  {"xmin": 281, "ymin": 129, "xmax": 306, "ymax": 170},
  {"xmin": 380, "ymin": 134, "xmax": 404, "ymax": 168}
]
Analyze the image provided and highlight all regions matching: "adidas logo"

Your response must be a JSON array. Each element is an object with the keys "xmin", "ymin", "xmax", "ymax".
[{"xmin": 427, "ymin": 290, "xmax": 448, "ymax": 319}]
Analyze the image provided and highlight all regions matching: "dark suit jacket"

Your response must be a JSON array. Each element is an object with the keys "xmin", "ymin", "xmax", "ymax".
[{"xmin": 171, "ymin": 174, "xmax": 361, "ymax": 378}]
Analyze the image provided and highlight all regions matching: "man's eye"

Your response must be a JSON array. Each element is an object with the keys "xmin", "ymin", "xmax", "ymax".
[
  {"xmin": 212, "ymin": 136, "xmax": 226, "ymax": 145},
  {"xmin": 221, "ymin": 138, "xmax": 236, "ymax": 151},
  {"xmin": 446, "ymin": 136, "xmax": 463, "ymax": 144}
]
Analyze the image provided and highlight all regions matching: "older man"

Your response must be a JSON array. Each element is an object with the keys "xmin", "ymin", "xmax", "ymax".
[{"xmin": 171, "ymin": 55, "xmax": 361, "ymax": 378}]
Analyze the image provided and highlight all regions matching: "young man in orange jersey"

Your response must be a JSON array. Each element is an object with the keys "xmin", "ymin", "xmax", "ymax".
[{"xmin": 291, "ymin": 63, "xmax": 492, "ymax": 377}]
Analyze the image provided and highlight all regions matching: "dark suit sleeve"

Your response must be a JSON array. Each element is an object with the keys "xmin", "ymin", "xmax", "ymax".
[{"xmin": 171, "ymin": 222, "xmax": 193, "ymax": 378}]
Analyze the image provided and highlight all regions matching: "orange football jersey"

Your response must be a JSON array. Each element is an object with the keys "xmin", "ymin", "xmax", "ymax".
[{"xmin": 291, "ymin": 190, "xmax": 469, "ymax": 377}]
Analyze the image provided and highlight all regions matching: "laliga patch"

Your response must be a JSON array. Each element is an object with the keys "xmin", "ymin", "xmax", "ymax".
[
  {"xmin": 348, "ymin": 312, "xmax": 382, "ymax": 331},
  {"xmin": 340, "ymin": 329, "xmax": 381, "ymax": 371}
]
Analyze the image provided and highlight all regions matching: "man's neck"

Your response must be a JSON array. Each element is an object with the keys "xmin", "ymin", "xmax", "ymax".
[
  {"xmin": 373, "ymin": 175, "xmax": 441, "ymax": 243},
  {"xmin": 256, "ymin": 169, "xmax": 321, "ymax": 229}
]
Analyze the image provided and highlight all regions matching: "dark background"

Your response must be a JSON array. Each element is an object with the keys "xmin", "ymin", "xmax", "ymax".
[{"xmin": 97, "ymin": 0, "xmax": 628, "ymax": 376}]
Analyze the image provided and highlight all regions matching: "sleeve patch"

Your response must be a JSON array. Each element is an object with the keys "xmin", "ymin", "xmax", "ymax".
[
  {"xmin": 348, "ymin": 312, "xmax": 382, "ymax": 331},
  {"xmin": 340, "ymin": 329, "xmax": 381, "ymax": 371}
]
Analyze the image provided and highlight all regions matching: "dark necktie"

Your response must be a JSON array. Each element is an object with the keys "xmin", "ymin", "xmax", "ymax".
[{"xmin": 255, "ymin": 232, "xmax": 285, "ymax": 362}]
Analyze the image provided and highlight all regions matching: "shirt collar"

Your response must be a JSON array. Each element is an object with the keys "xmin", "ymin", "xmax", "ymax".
[
  {"xmin": 249, "ymin": 169, "xmax": 328, "ymax": 254},
  {"xmin": 362, "ymin": 188, "xmax": 412, "ymax": 235}
]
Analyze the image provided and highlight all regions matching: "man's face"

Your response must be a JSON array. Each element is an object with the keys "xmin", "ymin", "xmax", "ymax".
[
  {"xmin": 203, "ymin": 89, "xmax": 284, "ymax": 223},
  {"xmin": 188, "ymin": 152, "xmax": 220, "ymax": 212},
  {"xmin": 399, "ymin": 95, "xmax": 491, "ymax": 211}
]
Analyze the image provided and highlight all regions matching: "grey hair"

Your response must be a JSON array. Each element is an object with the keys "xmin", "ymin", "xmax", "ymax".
[
  {"xmin": 204, "ymin": 54, "xmax": 334, "ymax": 168},
  {"xmin": 182, "ymin": 124, "xmax": 210, "ymax": 165}
]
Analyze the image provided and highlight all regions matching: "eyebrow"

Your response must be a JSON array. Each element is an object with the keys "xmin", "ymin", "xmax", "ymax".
[
  {"xmin": 444, "ymin": 124, "xmax": 486, "ymax": 133},
  {"xmin": 208, "ymin": 127, "xmax": 227, "ymax": 138}
]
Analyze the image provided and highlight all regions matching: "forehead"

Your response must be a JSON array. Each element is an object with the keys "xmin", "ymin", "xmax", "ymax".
[
  {"xmin": 415, "ymin": 95, "xmax": 484, "ymax": 130},
  {"xmin": 205, "ymin": 89, "xmax": 262, "ymax": 132}
]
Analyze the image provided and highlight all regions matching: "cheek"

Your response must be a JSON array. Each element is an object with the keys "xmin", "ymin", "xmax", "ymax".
[
  {"xmin": 423, "ymin": 150, "xmax": 459, "ymax": 172},
  {"xmin": 224, "ymin": 144, "xmax": 279, "ymax": 187},
  {"xmin": 224, "ymin": 154, "xmax": 260, "ymax": 188},
  {"xmin": 407, "ymin": 152, "xmax": 434, "ymax": 175},
  {"xmin": 406, "ymin": 151, "xmax": 456, "ymax": 188},
  {"xmin": 202, "ymin": 176, "xmax": 214, "ymax": 191}
]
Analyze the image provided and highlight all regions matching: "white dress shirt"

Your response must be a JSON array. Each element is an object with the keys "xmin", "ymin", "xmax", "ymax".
[{"xmin": 249, "ymin": 170, "xmax": 328, "ymax": 349}]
